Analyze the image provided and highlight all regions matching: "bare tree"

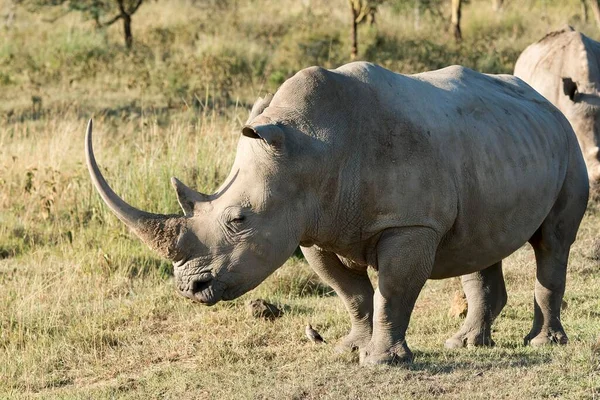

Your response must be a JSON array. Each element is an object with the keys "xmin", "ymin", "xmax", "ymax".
[
  {"xmin": 21, "ymin": 0, "xmax": 144, "ymax": 49},
  {"xmin": 348, "ymin": 0, "xmax": 382, "ymax": 60},
  {"xmin": 589, "ymin": 0, "xmax": 600, "ymax": 27},
  {"xmin": 414, "ymin": 0, "xmax": 421, "ymax": 30},
  {"xmin": 103, "ymin": 0, "xmax": 144, "ymax": 49},
  {"xmin": 2, "ymin": 1, "xmax": 16, "ymax": 28},
  {"xmin": 451, "ymin": 0, "xmax": 462, "ymax": 42},
  {"xmin": 349, "ymin": 0, "xmax": 360, "ymax": 60}
]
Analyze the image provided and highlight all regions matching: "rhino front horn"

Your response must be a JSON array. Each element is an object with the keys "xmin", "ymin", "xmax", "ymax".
[{"xmin": 85, "ymin": 119, "xmax": 184, "ymax": 259}]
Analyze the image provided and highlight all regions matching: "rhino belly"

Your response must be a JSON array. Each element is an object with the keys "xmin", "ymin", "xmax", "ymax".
[{"xmin": 428, "ymin": 134, "xmax": 567, "ymax": 278}]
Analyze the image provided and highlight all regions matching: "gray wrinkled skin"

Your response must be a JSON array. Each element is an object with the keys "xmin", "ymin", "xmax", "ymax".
[
  {"xmin": 86, "ymin": 62, "xmax": 589, "ymax": 365},
  {"xmin": 515, "ymin": 25, "xmax": 600, "ymax": 183}
]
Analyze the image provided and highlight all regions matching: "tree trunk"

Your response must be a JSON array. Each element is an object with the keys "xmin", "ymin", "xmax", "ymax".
[
  {"xmin": 589, "ymin": 0, "xmax": 600, "ymax": 27},
  {"xmin": 451, "ymin": 0, "xmax": 462, "ymax": 42},
  {"xmin": 414, "ymin": 0, "xmax": 421, "ymax": 30},
  {"xmin": 350, "ymin": 6, "xmax": 358, "ymax": 60},
  {"xmin": 123, "ymin": 13, "xmax": 132, "ymax": 49},
  {"xmin": 492, "ymin": 0, "xmax": 503, "ymax": 11},
  {"xmin": 582, "ymin": 0, "xmax": 589, "ymax": 22},
  {"xmin": 367, "ymin": 8, "xmax": 376, "ymax": 26}
]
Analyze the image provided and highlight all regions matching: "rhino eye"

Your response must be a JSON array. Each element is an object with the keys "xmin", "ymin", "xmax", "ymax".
[{"xmin": 229, "ymin": 215, "xmax": 245, "ymax": 225}]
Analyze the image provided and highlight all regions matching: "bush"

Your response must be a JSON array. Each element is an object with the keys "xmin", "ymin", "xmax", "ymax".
[{"xmin": 270, "ymin": 25, "xmax": 345, "ymax": 81}]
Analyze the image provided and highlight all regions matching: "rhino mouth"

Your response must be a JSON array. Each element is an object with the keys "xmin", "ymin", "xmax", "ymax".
[
  {"xmin": 180, "ymin": 272, "xmax": 224, "ymax": 305},
  {"xmin": 193, "ymin": 289, "xmax": 221, "ymax": 306}
]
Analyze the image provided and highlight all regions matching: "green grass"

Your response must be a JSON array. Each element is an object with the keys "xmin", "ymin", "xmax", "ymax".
[{"xmin": 1, "ymin": 0, "xmax": 600, "ymax": 398}]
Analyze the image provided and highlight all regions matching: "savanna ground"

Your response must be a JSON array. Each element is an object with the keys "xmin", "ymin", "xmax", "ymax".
[{"xmin": 1, "ymin": 0, "xmax": 600, "ymax": 398}]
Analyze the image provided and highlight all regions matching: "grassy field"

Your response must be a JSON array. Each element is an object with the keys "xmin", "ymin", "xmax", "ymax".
[{"xmin": 1, "ymin": 0, "xmax": 600, "ymax": 398}]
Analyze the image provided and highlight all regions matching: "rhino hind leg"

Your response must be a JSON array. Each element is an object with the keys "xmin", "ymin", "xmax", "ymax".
[
  {"xmin": 525, "ymin": 160, "xmax": 588, "ymax": 347},
  {"xmin": 300, "ymin": 246, "xmax": 374, "ymax": 353},
  {"xmin": 445, "ymin": 262, "xmax": 507, "ymax": 349},
  {"xmin": 525, "ymin": 238, "xmax": 570, "ymax": 346},
  {"xmin": 525, "ymin": 236, "xmax": 573, "ymax": 346}
]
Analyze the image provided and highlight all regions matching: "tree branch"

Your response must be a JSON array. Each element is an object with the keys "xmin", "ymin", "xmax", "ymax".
[
  {"xmin": 101, "ymin": 12, "xmax": 122, "ymax": 26},
  {"xmin": 116, "ymin": 0, "xmax": 126, "ymax": 15},
  {"xmin": 130, "ymin": 0, "xmax": 143, "ymax": 15},
  {"xmin": 41, "ymin": 8, "xmax": 71, "ymax": 23}
]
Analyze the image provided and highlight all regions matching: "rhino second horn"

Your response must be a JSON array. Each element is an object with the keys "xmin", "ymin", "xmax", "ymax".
[
  {"xmin": 85, "ymin": 119, "xmax": 184, "ymax": 259},
  {"xmin": 170, "ymin": 177, "xmax": 209, "ymax": 216}
]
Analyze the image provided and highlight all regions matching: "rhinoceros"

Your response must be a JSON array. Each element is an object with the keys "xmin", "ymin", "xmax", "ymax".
[
  {"xmin": 514, "ymin": 25, "xmax": 600, "ymax": 183},
  {"xmin": 86, "ymin": 62, "xmax": 588, "ymax": 365}
]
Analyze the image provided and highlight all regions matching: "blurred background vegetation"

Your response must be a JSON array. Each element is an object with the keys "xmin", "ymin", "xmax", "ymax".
[{"xmin": 1, "ymin": 0, "xmax": 599, "ymax": 120}]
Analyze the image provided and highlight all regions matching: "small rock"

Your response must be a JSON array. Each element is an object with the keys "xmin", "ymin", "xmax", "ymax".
[
  {"xmin": 246, "ymin": 299, "xmax": 283, "ymax": 320},
  {"xmin": 448, "ymin": 290, "xmax": 468, "ymax": 319}
]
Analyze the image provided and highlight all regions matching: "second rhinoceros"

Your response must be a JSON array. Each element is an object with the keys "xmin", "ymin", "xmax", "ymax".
[
  {"xmin": 515, "ymin": 25, "xmax": 600, "ymax": 183},
  {"xmin": 86, "ymin": 62, "xmax": 588, "ymax": 365}
]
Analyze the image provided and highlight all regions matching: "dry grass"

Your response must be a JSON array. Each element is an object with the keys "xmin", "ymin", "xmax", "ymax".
[
  {"xmin": 1, "ymin": 0, "xmax": 600, "ymax": 398},
  {"xmin": 1, "ymin": 220, "xmax": 599, "ymax": 398}
]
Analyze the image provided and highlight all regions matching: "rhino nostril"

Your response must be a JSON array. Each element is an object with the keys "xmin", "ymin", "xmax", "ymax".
[{"xmin": 191, "ymin": 274, "xmax": 213, "ymax": 294}]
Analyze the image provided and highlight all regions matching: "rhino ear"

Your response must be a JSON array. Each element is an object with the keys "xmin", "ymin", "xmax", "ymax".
[
  {"xmin": 242, "ymin": 124, "xmax": 285, "ymax": 149},
  {"xmin": 246, "ymin": 93, "xmax": 274, "ymax": 124},
  {"xmin": 170, "ymin": 177, "xmax": 207, "ymax": 216},
  {"xmin": 562, "ymin": 77, "xmax": 578, "ymax": 101}
]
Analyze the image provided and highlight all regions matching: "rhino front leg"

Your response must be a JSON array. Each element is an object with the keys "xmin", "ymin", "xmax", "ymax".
[
  {"xmin": 445, "ymin": 261, "xmax": 507, "ymax": 348},
  {"xmin": 301, "ymin": 245, "xmax": 374, "ymax": 353},
  {"xmin": 360, "ymin": 227, "xmax": 439, "ymax": 366}
]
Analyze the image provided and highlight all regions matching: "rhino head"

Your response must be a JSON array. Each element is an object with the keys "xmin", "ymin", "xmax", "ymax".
[
  {"xmin": 561, "ymin": 77, "xmax": 600, "ymax": 183},
  {"xmin": 85, "ymin": 108, "xmax": 309, "ymax": 305}
]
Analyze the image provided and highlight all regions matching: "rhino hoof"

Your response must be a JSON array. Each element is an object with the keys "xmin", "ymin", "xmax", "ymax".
[
  {"xmin": 444, "ymin": 337, "xmax": 466, "ymax": 349},
  {"xmin": 335, "ymin": 332, "xmax": 371, "ymax": 354},
  {"xmin": 359, "ymin": 347, "xmax": 413, "ymax": 366},
  {"xmin": 445, "ymin": 334, "xmax": 495, "ymax": 349},
  {"xmin": 525, "ymin": 332, "xmax": 568, "ymax": 346},
  {"xmin": 335, "ymin": 342, "xmax": 359, "ymax": 354}
]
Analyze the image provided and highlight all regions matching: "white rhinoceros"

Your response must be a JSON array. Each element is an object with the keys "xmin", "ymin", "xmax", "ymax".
[
  {"xmin": 86, "ymin": 62, "xmax": 588, "ymax": 365},
  {"xmin": 514, "ymin": 25, "xmax": 600, "ymax": 183}
]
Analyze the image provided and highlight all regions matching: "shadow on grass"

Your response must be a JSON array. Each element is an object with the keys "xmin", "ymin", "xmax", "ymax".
[
  {"xmin": 0, "ymin": 244, "xmax": 20, "ymax": 259},
  {"xmin": 409, "ymin": 347, "xmax": 553, "ymax": 373},
  {"xmin": 267, "ymin": 275, "xmax": 336, "ymax": 299}
]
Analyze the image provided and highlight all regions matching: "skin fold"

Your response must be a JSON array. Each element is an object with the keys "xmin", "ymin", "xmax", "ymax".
[{"xmin": 86, "ymin": 61, "xmax": 589, "ymax": 365}]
